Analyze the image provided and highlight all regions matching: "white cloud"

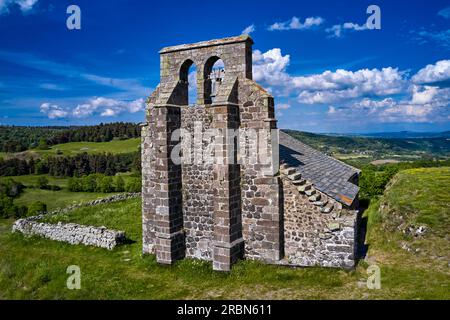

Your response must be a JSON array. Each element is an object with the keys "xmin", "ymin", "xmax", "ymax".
[
  {"xmin": 252, "ymin": 47, "xmax": 449, "ymax": 124},
  {"xmin": 327, "ymin": 106, "xmax": 336, "ymax": 114},
  {"xmin": 268, "ymin": 16, "xmax": 324, "ymax": 31},
  {"xmin": 330, "ymin": 87, "xmax": 450, "ymax": 123},
  {"xmin": 242, "ymin": 24, "xmax": 255, "ymax": 35},
  {"xmin": 0, "ymin": 0, "xmax": 38, "ymax": 14},
  {"xmin": 411, "ymin": 85, "xmax": 439, "ymax": 104},
  {"xmin": 252, "ymin": 48, "xmax": 291, "ymax": 94},
  {"xmin": 326, "ymin": 22, "xmax": 368, "ymax": 38},
  {"xmin": 253, "ymin": 48, "xmax": 406, "ymax": 103},
  {"xmin": 40, "ymin": 97, "xmax": 146, "ymax": 119},
  {"xmin": 40, "ymin": 103, "xmax": 69, "ymax": 119},
  {"xmin": 412, "ymin": 60, "xmax": 450, "ymax": 84},
  {"xmin": 295, "ymin": 67, "xmax": 406, "ymax": 104}
]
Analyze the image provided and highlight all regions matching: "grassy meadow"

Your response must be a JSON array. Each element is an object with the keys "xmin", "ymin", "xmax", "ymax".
[
  {"xmin": 2, "ymin": 173, "xmax": 138, "ymax": 211},
  {"xmin": 0, "ymin": 167, "xmax": 449, "ymax": 299},
  {"xmin": 33, "ymin": 138, "xmax": 140, "ymax": 156}
]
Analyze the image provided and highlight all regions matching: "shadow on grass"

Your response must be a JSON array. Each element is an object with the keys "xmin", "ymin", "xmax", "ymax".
[{"xmin": 356, "ymin": 198, "xmax": 370, "ymax": 264}]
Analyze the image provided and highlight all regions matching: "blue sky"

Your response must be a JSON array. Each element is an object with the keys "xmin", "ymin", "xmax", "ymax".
[{"xmin": 0, "ymin": 0, "xmax": 449, "ymax": 133}]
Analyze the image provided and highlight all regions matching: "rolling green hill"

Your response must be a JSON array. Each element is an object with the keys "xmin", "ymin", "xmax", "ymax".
[
  {"xmin": 33, "ymin": 138, "xmax": 140, "ymax": 156},
  {"xmin": 283, "ymin": 130, "xmax": 450, "ymax": 165}
]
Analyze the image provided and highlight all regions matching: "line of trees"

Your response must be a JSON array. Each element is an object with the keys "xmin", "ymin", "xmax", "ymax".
[
  {"xmin": 68, "ymin": 174, "xmax": 141, "ymax": 193},
  {"xmin": 0, "ymin": 122, "xmax": 141, "ymax": 153},
  {"xmin": 0, "ymin": 151, "xmax": 141, "ymax": 177}
]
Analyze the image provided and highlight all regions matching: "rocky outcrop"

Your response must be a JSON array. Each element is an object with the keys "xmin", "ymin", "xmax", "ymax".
[{"xmin": 12, "ymin": 193, "xmax": 140, "ymax": 250}]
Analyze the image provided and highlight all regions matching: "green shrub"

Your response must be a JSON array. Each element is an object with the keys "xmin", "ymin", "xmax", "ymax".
[
  {"xmin": 0, "ymin": 195, "xmax": 28, "ymax": 219},
  {"xmin": 36, "ymin": 176, "xmax": 49, "ymax": 189},
  {"xmin": 98, "ymin": 176, "xmax": 114, "ymax": 193},
  {"xmin": 125, "ymin": 177, "xmax": 141, "ymax": 193},
  {"xmin": 115, "ymin": 176, "xmax": 125, "ymax": 192},
  {"xmin": 27, "ymin": 201, "xmax": 47, "ymax": 216}
]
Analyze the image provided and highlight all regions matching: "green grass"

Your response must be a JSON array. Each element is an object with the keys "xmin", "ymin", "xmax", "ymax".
[
  {"xmin": 14, "ymin": 189, "xmax": 119, "ymax": 212},
  {"xmin": 0, "ymin": 168, "xmax": 449, "ymax": 299},
  {"xmin": 2, "ymin": 173, "xmax": 138, "ymax": 211},
  {"xmin": 379, "ymin": 167, "xmax": 450, "ymax": 236},
  {"xmin": 5, "ymin": 174, "xmax": 70, "ymax": 188},
  {"xmin": 33, "ymin": 138, "xmax": 140, "ymax": 156}
]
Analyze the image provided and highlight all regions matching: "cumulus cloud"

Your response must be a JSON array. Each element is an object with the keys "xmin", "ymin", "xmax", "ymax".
[
  {"xmin": 242, "ymin": 24, "xmax": 255, "ymax": 34},
  {"xmin": 253, "ymin": 47, "xmax": 406, "ymax": 103},
  {"xmin": 252, "ymin": 47, "xmax": 449, "ymax": 123},
  {"xmin": 253, "ymin": 48, "xmax": 291, "ymax": 89},
  {"xmin": 40, "ymin": 103, "xmax": 69, "ymax": 119},
  {"xmin": 330, "ymin": 86, "xmax": 450, "ymax": 123},
  {"xmin": 268, "ymin": 16, "xmax": 324, "ymax": 31},
  {"xmin": 0, "ymin": 0, "xmax": 38, "ymax": 14},
  {"xmin": 412, "ymin": 60, "xmax": 450, "ymax": 84},
  {"xmin": 40, "ymin": 97, "xmax": 145, "ymax": 119},
  {"xmin": 295, "ymin": 67, "xmax": 406, "ymax": 104}
]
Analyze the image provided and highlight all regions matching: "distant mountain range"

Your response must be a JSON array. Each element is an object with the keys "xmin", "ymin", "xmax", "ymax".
[{"xmin": 324, "ymin": 131, "xmax": 450, "ymax": 139}]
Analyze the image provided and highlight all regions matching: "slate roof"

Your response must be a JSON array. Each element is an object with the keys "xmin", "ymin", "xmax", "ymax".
[{"xmin": 279, "ymin": 130, "xmax": 360, "ymax": 206}]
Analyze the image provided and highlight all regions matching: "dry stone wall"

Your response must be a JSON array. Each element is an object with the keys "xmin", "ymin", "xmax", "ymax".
[{"xmin": 12, "ymin": 193, "xmax": 140, "ymax": 250}]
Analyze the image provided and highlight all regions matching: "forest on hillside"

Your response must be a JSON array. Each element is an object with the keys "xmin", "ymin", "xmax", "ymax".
[{"xmin": 0, "ymin": 122, "xmax": 140, "ymax": 153}]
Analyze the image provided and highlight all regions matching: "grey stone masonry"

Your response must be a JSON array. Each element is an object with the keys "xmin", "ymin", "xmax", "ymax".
[
  {"xmin": 142, "ymin": 35, "xmax": 282, "ymax": 271},
  {"xmin": 141, "ymin": 35, "xmax": 360, "ymax": 271},
  {"xmin": 12, "ymin": 193, "xmax": 139, "ymax": 250}
]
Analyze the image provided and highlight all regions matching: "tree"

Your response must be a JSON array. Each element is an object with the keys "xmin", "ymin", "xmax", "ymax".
[
  {"xmin": 98, "ymin": 176, "xmax": 114, "ymax": 193},
  {"xmin": 125, "ymin": 177, "xmax": 141, "ymax": 193},
  {"xmin": 36, "ymin": 176, "xmax": 49, "ymax": 189},
  {"xmin": 115, "ymin": 176, "xmax": 125, "ymax": 192},
  {"xmin": 27, "ymin": 201, "xmax": 47, "ymax": 216},
  {"xmin": 37, "ymin": 138, "xmax": 50, "ymax": 150},
  {"xmin": 68, "ymin": 177, "xmax": 82, "ymax": 192}
]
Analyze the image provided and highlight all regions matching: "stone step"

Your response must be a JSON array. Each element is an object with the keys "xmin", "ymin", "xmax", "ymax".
[
  {"xmin": 313, "ymin": 199, "xmax": 328, "ymax": 207},
  {"xmin": 305, "ymin": 188, "xmax": 316, "ymax": 196},
  {"xmin": 292, "ymin": 179, "xmax": 305, "ymax": 185},
  {"xmin": 297, "ymin": 184, "xmax": 312, "ymax": 193},
  {"xmin": 288, "ymin": 172, "xmax": 301, "ymax": 181},
  {"xmin": 320, "ymin": 203, "xmax": 334, "ymax": 214},
  {"xmin": 281, "ymin": 167, "xmax": 296, "ymax": 175},
  {"xmin": 308, "ymin": 193, "xmax": 321, "ymax": 202}
]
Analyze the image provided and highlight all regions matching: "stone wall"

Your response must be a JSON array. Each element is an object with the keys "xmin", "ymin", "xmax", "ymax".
[
  {"xmin": 12, "ymin": 193, "xmax": 140, "ymax": 250},
  {"xmin": 181, "ymin": 105, "xmax": 215, "ymax": 260},
  {"xmin": 280, "ymin": 171, "xmax": 358, "ymax": 268},
  {"xmin": 13, "ymin": 221, "xmax": 125, "ymax": 250}
]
